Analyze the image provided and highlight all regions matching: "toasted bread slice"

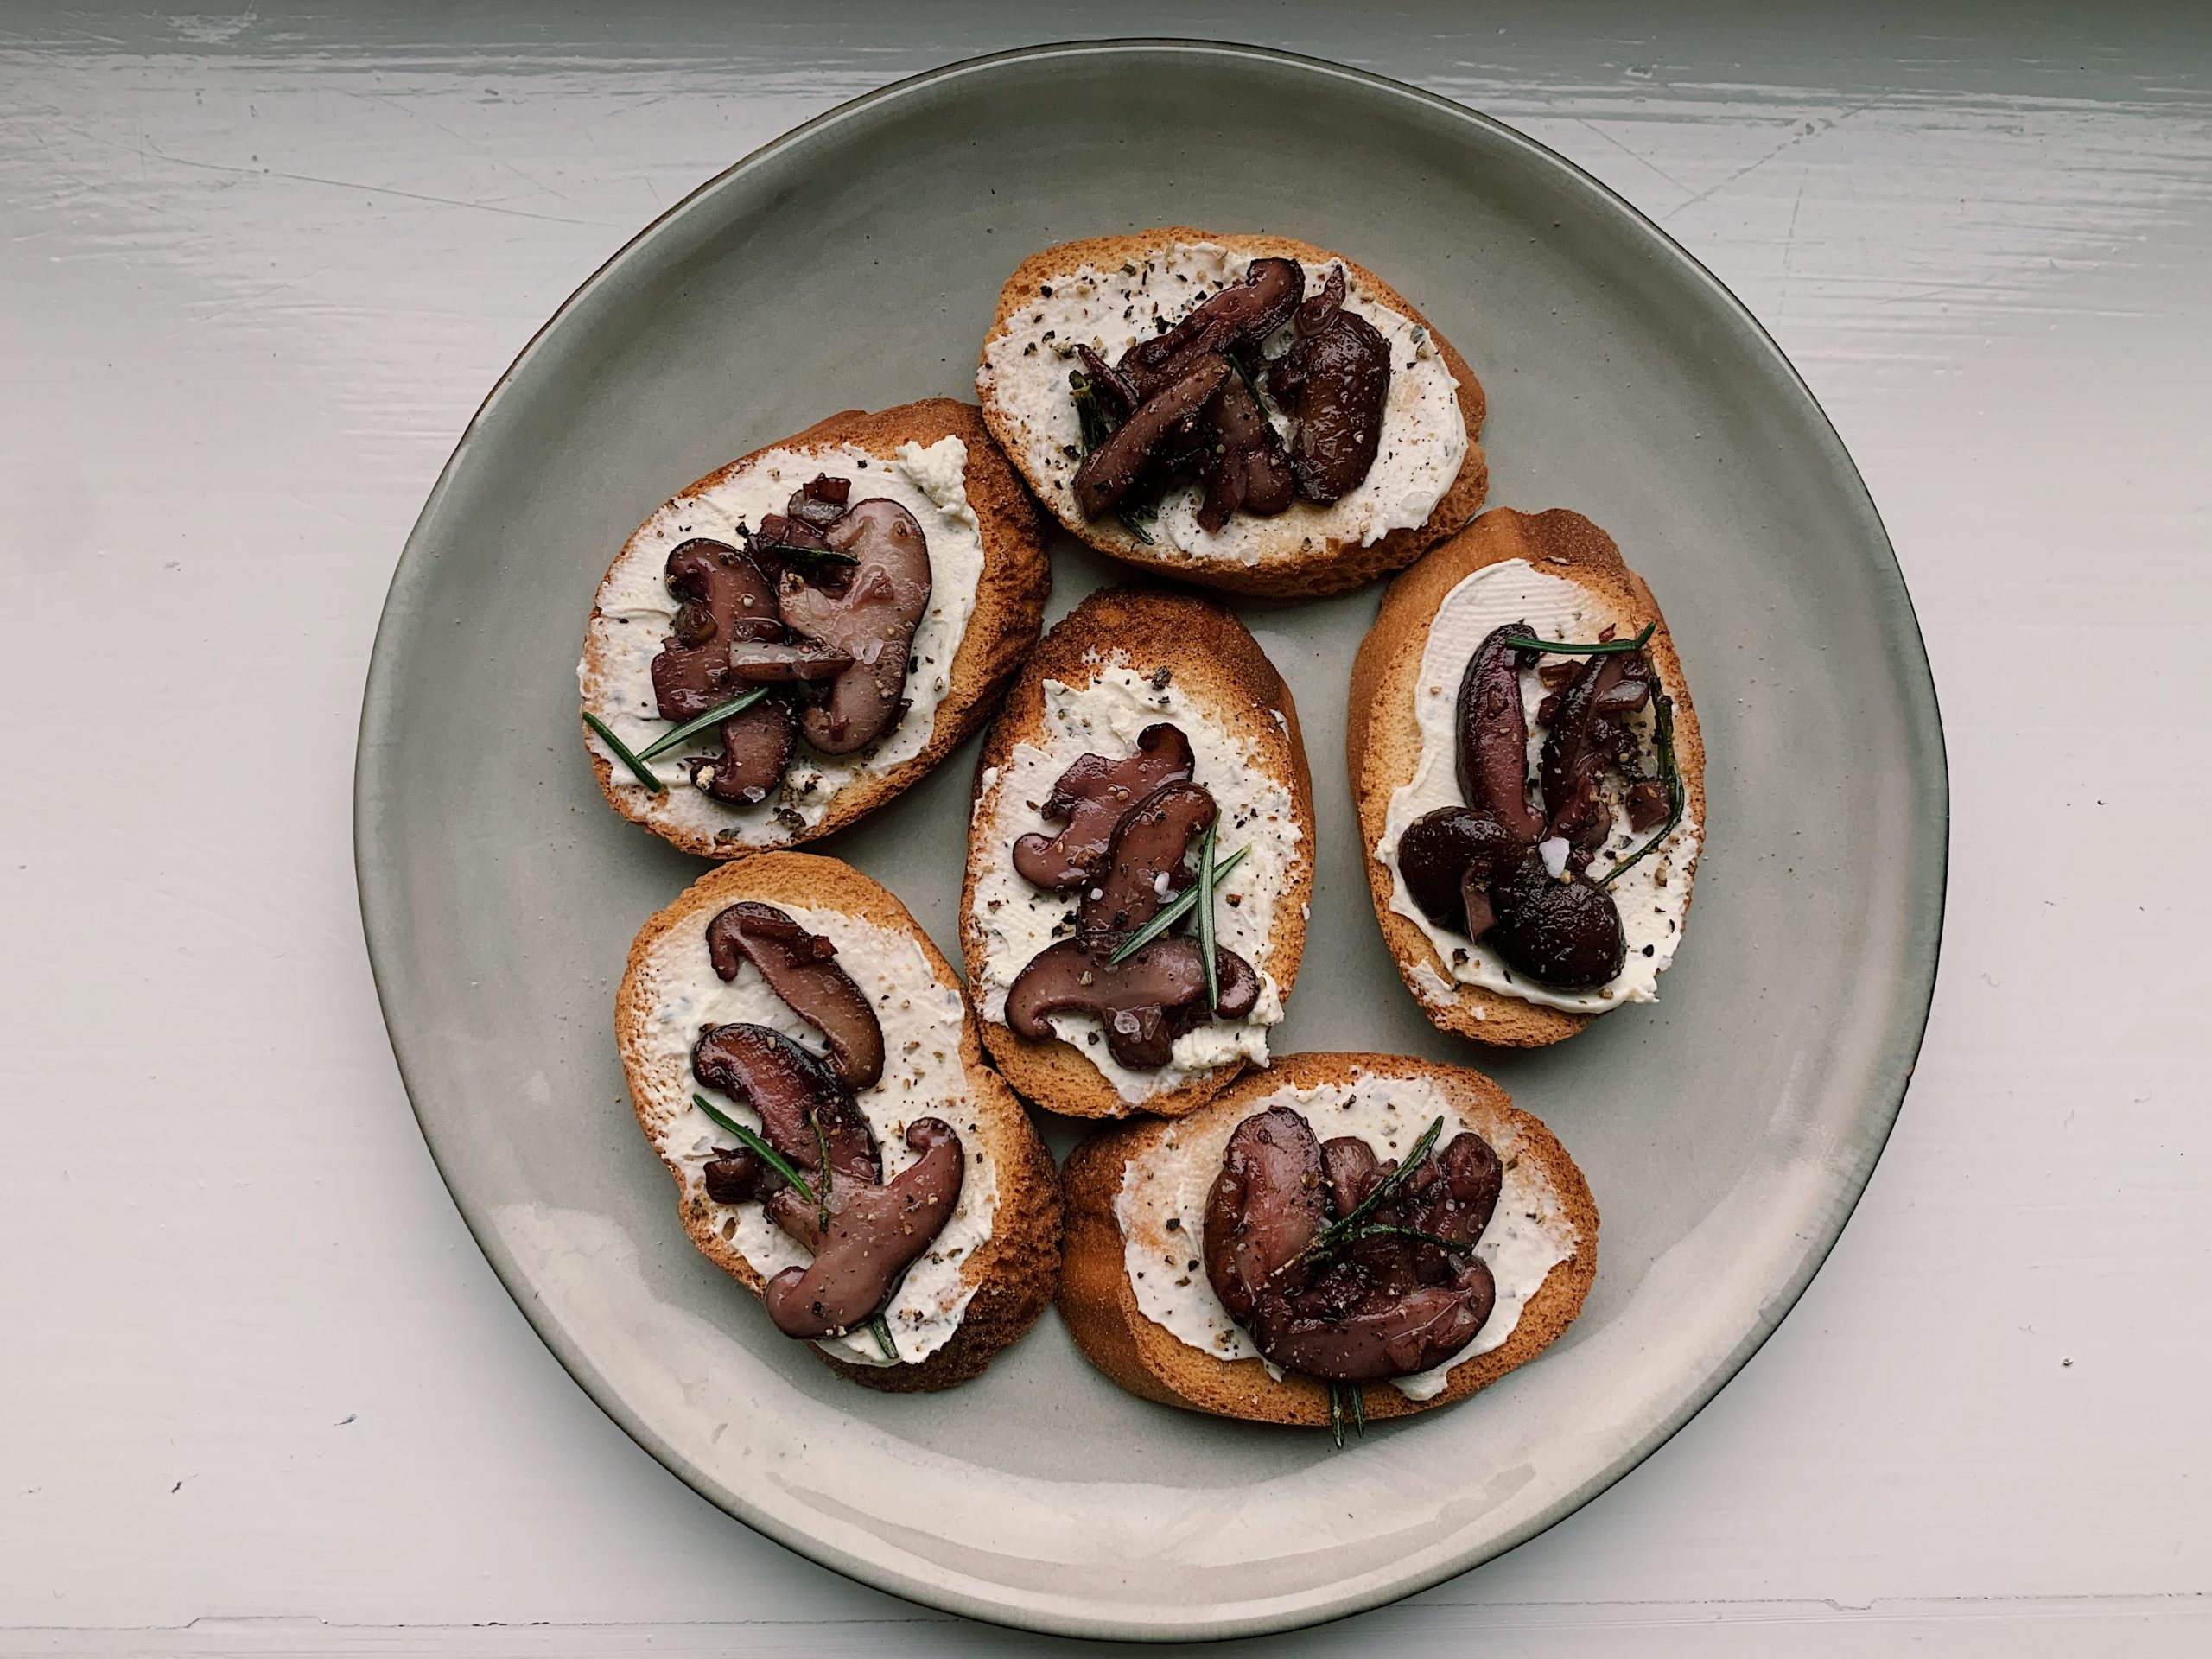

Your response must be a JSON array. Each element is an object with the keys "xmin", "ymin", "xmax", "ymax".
[
  {"xmin": 960, "ymin": 588, "xmax": 1316, "ymax": 1120},
  {"xmin": 1058, "ymin": 1052, "xmax": 1597, "ymax": 1426},
  {"xmin": 1347, "ymin": 507, "xmax": 1707, "ymax": 1046},
  {"xmin": 616, "ymin": 852, "xmax": 1061, "ymax": 1391},
  {"xmin": 582, "ymin": 399, "xmax": 1048, "ymax": 858},
  {"xmin": 976, "ymin": 230, "xmax": 1487, "ymax": 597}
]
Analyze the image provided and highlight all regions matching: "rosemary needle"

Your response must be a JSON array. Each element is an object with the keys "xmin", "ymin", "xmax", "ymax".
[
  {"xmin": 636, "ymin": 686, "xmax": 771, "ymax": 762},
  {"xmin": 869, "ymin": 1316, "xmax": 899, "ymax": 1363},
  {"xmin": 1106, "ymin": 845, "xmax": 1250, "ymax": 966},
  {"xmin": 1196, "ymin": 819, "xmax": 1222, "ymax": 1011},
  {"xmin": 1499, "ymin": 619, "xmax": 1656, "ymax": 657},
  {"xmin": 690, "ymin": 1094, "xmax": 814, "ymax": 1203},
  {"xmin": 1599, "ymin": 690, "xmax": 1685, "ymax": 891},
  {"xmin": 582, "ymin": 711, "xmax": 664, "ymax": 794}
]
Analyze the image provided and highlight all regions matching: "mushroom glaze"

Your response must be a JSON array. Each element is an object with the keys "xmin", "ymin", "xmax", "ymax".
[
  {"xmin": 639, "ymin": 471, "xmax": 935, "ymax": 801},
  {"xmin": 1202, "ymin": 1104, "xmax": 1503, "ymax": 1383},
  {"xmin": 1001, "ymin": 726, "xmax": 1266, "ymax": 1073}
]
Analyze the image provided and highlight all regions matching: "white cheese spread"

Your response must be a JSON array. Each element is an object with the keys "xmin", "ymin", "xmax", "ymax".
[
  {"xmin": 1114, "ymin": 1074, "xmax": 1576, "ymax": 1401},
  {"xmin": 628, "ymin": 904, "xmax": 995, "ymax": 1367},
  {"xmin": 977, "ymin": 241, "xmax": 1465, "ymax": 565},
  {"xmin": 581, "ymin": 437, "xmax": 986, "ymax": 846},
  {"xmin": 1379, "ymin": 558, "xmax": 1700, "ymax": 1013},
  {"xmin": 968, "ymin": 664, "xmax": 1302, "ymax": 1107}
]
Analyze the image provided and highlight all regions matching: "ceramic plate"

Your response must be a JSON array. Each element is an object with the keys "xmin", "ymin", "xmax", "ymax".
[{"xmin": 356, "ymin": 41, "xmax": 1944, "ymax": 1640}]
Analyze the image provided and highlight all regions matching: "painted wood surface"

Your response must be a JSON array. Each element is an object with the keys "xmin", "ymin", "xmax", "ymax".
[{"xmin": 1, "ymin": 3, "xmax": 2204, "ymax": 1651}]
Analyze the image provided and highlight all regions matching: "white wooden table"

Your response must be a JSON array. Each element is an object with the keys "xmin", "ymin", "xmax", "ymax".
[{"xmin": 3, "ymin": 4, "xmax": 2206, "ymax": 1653}]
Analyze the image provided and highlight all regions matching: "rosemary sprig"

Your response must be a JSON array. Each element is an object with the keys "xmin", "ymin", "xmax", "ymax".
[
  {"xmin": 807, "ymin": 1109, "xmax": 834, "ymax": 1232},
  {"xmin": 690, "ymin": 1094, "xmax": 815, "ymax": 1203},
  {"xmin": 1501, "ymin": 619, "xmax": 1656, "ymax": 657},
  {"xmin": 1069, "ymin": 369, "xmax": 1115, "ymax": 451},
  {"xmin": 1104, "ymin": 845, "xmax": 1251, "ymax": 967},
  {"xmin": 1297, "ymin": 1116, "xmax": 1447, "ymax": 1264},
  {"xmin": 636, "ymin": 686, "xmax": 771, "ymax": 762},
  {"xmin": 1599, "ymin": 690, "xmax": 1684, "ymax": 891},
  {"xmin": 868, "ymin": 1315, "xmax": 899, "ymax": 1363},
  {"xmin": 1324, "ymin": 1382, "xmax": 1369, "ymax": 1449},
  {"xmin": 1068, "ymin": 367, "xmax": 1160, "ymax": 544},
  {"xmin": 1117, "ymin": 503, "xmax": 1158, "ymax": 545},
  {"xmin": 582, "ymin": 711, "xmax": 665, "ymax": 794},
  {"xmin": 1196, "ymin": 819, "xmax": 1222, "ymax": 1011},
  {"xmin": 1345, "ymin": 1223, "xmax": 1472, "ymax": 1254}
]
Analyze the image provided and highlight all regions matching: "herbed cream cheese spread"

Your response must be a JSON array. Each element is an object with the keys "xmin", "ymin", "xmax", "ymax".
[
  {"xmin": 1114, "ymin": 1074, "xmax": 1576, "ymax": 1402},
  {"xmin": 969, "ymin": 662, "xmax": 1303, "ymax": 1107},
  {"xmin": 581, "ymin": 437, "xmax": 985, "ymax": 845},
  {"xmin": 630, "ymin": 904, "xmax": 996, "ymax": 1368},
  {"xmin": 977, "ymin": 241, "xmax": 1466, "ymax": 564},
  {"xmin": 1380, "ymin": 558, "xmax": 1700, "ymax": 1013}
]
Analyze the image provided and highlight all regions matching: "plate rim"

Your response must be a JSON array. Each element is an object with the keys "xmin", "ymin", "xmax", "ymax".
[{"xmin": 354, "ymin": 36, "xmax": 1948, "ymax": 1642}]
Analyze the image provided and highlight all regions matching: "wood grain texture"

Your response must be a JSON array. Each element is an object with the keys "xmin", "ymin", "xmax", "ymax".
[{"xmin": 1, "ymin": 3, "xmax": 2206, "ymax": 1653}]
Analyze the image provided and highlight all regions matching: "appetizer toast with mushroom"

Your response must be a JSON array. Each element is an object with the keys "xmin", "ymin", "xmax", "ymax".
[
  {"xmin": 977, "ymin": 231, "xmax": 1487, "ymax": 596},
  {"xmin": 1349, "ymin": 507, "xmax": 1706, "ymax": 1046},
  {"xmin": 582, "ymin": 399, "xmax": 1047, "ymax": 857},
  {"xmin": 1059, "ymin": 1052, "xmax": 1596, "ymax": 1427},
  {"xmin": 617, "ymin": 853, "xmax": 1061, "ymax": 1390},
  {"xmin": 961, "ymin": 588, "xmax": 1316, "ymax": 1120}
]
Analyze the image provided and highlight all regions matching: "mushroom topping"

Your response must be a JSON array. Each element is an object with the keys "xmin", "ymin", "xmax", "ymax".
[
  {"xmin": 761, "ymin": 1118, "xmax": 965, "ymax": 1339},
  {"xmin": 1197, "ymin": 366, "xmax": 1297, "ymax": 531},
  {"xmin": 1118, "ymin": 257, "xmax": 1304, "ymax": 397},
  {"xmin": 1540, "ymin": 649, "xmax": 1654, "ymax": 867},
  {"xmin": 1072, "ymin": 354, "xmax": 1232, "ymax": 519},
  {"xmin": 702, "ymin": 1146, "xmax": 766, "ymax": 1205},
  {"xmin": 785, "ymin": 473, "xmax": 850, "ymax": 527},
  {"xmin": 690, "ymin": 1022, "xmax": 880, "ymax": 1190},
  {"xmin": 1079, "ymin": 779, "xmax": 1217, "ymax": 936},
  {"xmin": 1454, "ymin": 622, "xmax": 1549, "ymax": 845},
  {"xmin": 1002, "ymin": 936, "xmax": 1258, "ymax": 1070},
  {"xmin": 1394, "ymin": 805, "xmax": 1528, "ymax": 938},
  {"xmin": 687, "ymin": 699, "xmax": 798, "ymax": 806},
  {"xmin": 1202, "ymin": 1106, "xmax": 1330, "ymax": 1326},
  {"xmin": 1012, "ymin": 722, "xmax": 1195, "ymax": 891},
  {"xmin": 1203, "ymin": 1106, "xmax": 1505, "ymax": 1383},
  {"xmin": 702, "ymin": 902, "xmax": 885, "ymax": 1090},
  {"xmin": 777, "ymin": 499, "xmax": 933, "ymax": 755},
  {"xmin": 649, "ymin": 539, "xmax": 785, "ymax": 720},
  {"xmin": 1002, "ymin": 772, "xmax": 1264, "ymax": 1069},
  {"xmin": 1484, "ymin": 849, "xmax": 1627, "ymax": 990},
  {"xmin": 1266, "ymin": 264, "xmax": 1393, "ymax": 505}
]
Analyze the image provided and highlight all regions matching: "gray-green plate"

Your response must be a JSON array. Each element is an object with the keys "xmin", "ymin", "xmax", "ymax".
[{"xmin": 355, "ymin": 40, "xmax": 1945, "ymax": 1642}]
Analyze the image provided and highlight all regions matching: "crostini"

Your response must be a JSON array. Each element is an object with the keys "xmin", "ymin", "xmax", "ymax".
[
  {"xmin": 617, "ymin": 853, "xmax": 1061, "ymax": 1390},
  {"xmin": 977, "ymin": 230, "xmax": 1486, "ymax": 596},
  {"xmin": 1348, "ymin": 507, "xmax": 1706, "ymax": 1046},
  {"xmin": 1058, "ymin": 1052, "xmax": 1597, "ymax": 1428},
  {"xmin": 961, "ymin": 588, "xmax": 1315, "ymax": 1119},
  {"xmin": 582, "ymin": 399, "xmax": 1048, "ymax": 857}
]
